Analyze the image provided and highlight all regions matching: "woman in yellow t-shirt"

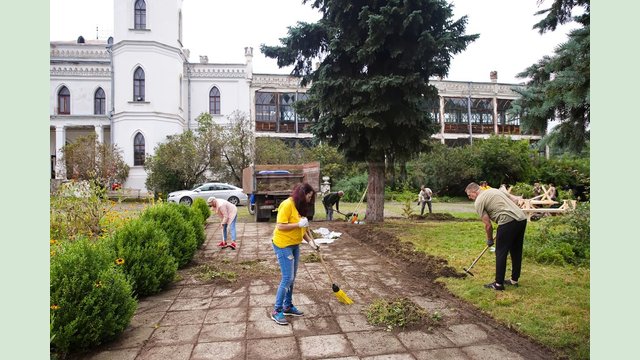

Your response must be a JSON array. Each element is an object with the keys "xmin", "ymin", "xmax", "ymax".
[{"xmin": 270, "ymin": 182, "xmax": 317, "ymax": 325}]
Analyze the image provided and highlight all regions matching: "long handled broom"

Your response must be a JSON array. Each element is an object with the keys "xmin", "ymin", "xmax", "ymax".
[
  {"xmin": 307, "ymin": 229, "xmax": 354, "ymax": 304},
  {"xmin": 318, "ymin": 250, "xmax": 354, "ymax": 304}
]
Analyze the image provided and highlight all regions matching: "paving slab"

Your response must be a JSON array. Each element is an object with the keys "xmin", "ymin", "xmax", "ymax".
[
  {"xmin": 246, "ymin": 337, "xmax": 300, "ymax": 359},
  {"xmin": 191, "ymin": 341, "xmax": 244, "ymax": 360},
  {"xmin": 345, "ymin": 330, "xmax": 407, "ymax": 357},
  {"xmin": 298, "ymin": 334, "xmax": 355, "ymax": 358},
  {"xmin": 136, "ymin": 344, "xmax": 193, "ymax": 360}
]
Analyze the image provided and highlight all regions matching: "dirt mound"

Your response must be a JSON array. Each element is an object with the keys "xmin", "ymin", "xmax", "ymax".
[
  {"xmin": 408, "ymin": 213, "xmax": 457, "ymax": 221},
  {"xmin": 329, "ymin": 223, "xmax": 465, "ymax": 282}
]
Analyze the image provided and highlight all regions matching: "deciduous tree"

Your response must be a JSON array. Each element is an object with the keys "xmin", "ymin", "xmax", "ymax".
[
  {"xmin": 221, "ymin": 110, "xmax": 255, "ymax": 184},
  {"xmin": 62, "ymin": 133, "xmax": 129, "ymax": 189},
  {"xmin": 144, "ymin": 113, "xmax": 225, "ymax": 195}
]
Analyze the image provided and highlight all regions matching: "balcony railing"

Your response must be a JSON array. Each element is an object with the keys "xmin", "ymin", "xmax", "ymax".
[
  {"xmin": 443, "ymin": 123, "xmax": 539, "ymax": 136},
  {"xmin": 255, "ymin": 121, "xmax": 313, "ymax": 134}
]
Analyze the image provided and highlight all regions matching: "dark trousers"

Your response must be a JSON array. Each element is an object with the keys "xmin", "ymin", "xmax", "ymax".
[
  {"xmin": 495, "ymin": 219, "xmax": 527, "ymax": 284},
  {"xmin": 323, "ymin": 202, "xmax": 333, "ymax": 220},
  {"xmin": 420, "ymin": 200, "xmax": 432, "ymax": 215}
]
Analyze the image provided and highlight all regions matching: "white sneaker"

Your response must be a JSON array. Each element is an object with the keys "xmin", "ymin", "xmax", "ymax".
[{"xmin": 489, "ymin": 246, "xmax": 496, "ymax": 253}]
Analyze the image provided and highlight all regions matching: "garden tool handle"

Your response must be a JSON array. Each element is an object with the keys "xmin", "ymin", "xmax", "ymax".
[{"xmin": 467, "ymin": 245, "xmax": 490, "ymax": 270}]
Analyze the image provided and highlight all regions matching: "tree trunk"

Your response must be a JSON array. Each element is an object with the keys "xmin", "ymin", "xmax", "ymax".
[{"xmin": 366, "ymin": 158, "xmax": 386, "ymax": 223}]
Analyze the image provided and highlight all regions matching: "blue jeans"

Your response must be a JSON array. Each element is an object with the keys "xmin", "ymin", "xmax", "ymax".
[
  {"xmin": 272, "ymin": 242, "xmax": 300, "ymax": 311},
  {"xmin": 222, "ymin": 215, "xmax": 237, "ymax": 242}
]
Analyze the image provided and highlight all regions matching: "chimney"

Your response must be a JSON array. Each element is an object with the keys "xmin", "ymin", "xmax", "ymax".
[
  {"xmin": 490, "ymin": 71, "xmax": 498, "ymax": 83},
  {"xmin": 199, "ymin": 55, "xmax": 208, "ymax": 64}
]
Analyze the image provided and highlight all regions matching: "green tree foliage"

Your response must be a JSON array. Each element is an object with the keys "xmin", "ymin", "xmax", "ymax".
[
  {"xmin": 221, "ymin": 110, "xmax": 255, "ymax": 184},
  {"xmin": 144, "ymin": 113, "xmax": 225, "ymax": 194},
  {"xmin": 474, "ymin": 136, "xmax": 534, "ymax": 187},
  {"xmin": 412, "ymin": 143, "xmax": 480, "ymax": 196},
  {"xmin": 511, "ymin": 0, "xmax": 590, "ymax": 154},
  {"xmin": 261, "ymin": 0, "xmax": 477, "ymax": 222},
  {"xmin": 254, "ymin": 137, "xmax": 312, "ymax": 164},
  {"xmin": 61, "ymin": 133, "xmax": 129, "ymax": 188},
  {"xmin": 410, "ymin": 136, "xmax": 534, "ymax": 196}
]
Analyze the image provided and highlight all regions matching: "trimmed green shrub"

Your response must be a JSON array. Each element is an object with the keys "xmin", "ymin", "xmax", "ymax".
[
  {"xmin": 334, "ymin": 173, "xmax": 368, "ymax": 202},
  {"xmin": 50, "ymin": 237, "xmax": 136, "ymax": 354},
  {"xmin": 193, "ymin": 197, "xmax": 211, "ymax": 224},
  {"xmin": 510, "ymin": 182, "xmax": 534, "ymax": 198},
  {"xmin": 524, "ymin": 202, "xmax": 590, "ymax": 266},
  {"xmin": 140, "ymin": 204, "xmax": 197, "ymax": 268},
  {"xmin": 111, "ymin": 218, "xmax": 178, "ymax": 296},
  {"xmin": 385, "ymin": 186, "xmax": 416, "ymax": 202},
  {"xmin": 167, "ymin": 202, "xmax": 206, "ymax": 248}
]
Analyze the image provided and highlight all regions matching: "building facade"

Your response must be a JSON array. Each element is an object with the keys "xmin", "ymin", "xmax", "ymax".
[{"xmin": 50, "ymin": 0, "xmax": 539, "ymax": 193}]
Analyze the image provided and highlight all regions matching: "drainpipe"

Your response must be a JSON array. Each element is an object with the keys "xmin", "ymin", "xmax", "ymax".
[
  {"xmin": 467, "ymin": 81, "xmax": 473, "ymax": 145},
  {"xmin": 107, "ymin": 42, "xmax": 115, "ymax": 145},
  {"xmin": 187, "ymin": 63, "xmax": 192, "ymax": 130}
]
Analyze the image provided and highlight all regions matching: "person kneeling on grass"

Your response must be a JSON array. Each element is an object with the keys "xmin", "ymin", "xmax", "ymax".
[
  {"xmin": 207, "ymin": 196, "xmax": 238, "ymax": 250},
  {"xmin": 271, "ymin": 182, "xmax": 317, "ymax": 325},
  {"xmin": 465, "ymin": 182, "xmax": 527, "ymax": 291}
]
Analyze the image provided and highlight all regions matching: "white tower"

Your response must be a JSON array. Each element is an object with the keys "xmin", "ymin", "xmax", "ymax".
[{"xmin": 111, "ymin": 0, "xmax": 187, "ymax": 191}]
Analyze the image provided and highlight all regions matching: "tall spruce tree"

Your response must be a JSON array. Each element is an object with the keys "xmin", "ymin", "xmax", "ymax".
[
  {"xmin": 261, "ymin": 0, "xmax": 477, "ymax": 222},
  {"xmin": 511, "ymin": 0, "xmax": 590, "ymax": 154}
]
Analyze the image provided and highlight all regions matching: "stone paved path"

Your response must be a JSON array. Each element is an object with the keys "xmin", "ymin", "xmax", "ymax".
[{"xmin": 79, "ymin": 222, "xmax": 550, "ymax": 360}]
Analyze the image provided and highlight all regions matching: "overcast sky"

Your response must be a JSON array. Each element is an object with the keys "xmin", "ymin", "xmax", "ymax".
[{"xmin": 50, "ymin": 0, "xmax": 578, "ymax": 84}]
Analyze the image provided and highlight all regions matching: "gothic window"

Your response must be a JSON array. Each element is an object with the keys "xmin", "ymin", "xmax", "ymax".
[
  {"xmin": 133, "ymin": 67, "xmax": 145, "ymax": 101},
  {"xmin": 255, "ymin": 92, "xmax": 276, "ymax": 122},
  {"xmin": 134, "ymin": 0, "xmax": 146, "ymax": 30},
  {"xmin": 443, "ymin": 97, "xmax": 468, "ymax": 123},
  {"xmin": 57, "ymin": 86, "xmax": 70, "ymax": 115},
  {"xmin": 209, "ymin": 87, "xmax": 221, "ymax": 115},
  {"xmin": 94, "ymin": 87, "xmax": 106, "ymax": 115},
  {"xmin": 133, "ymin": 132, "xmax": 145, "ymax": 166},
  {"xmin": 469, "ymin": 98, "xmax": 493, "ymax": 124},
  {"xmin": 279, "ymin": 93, "xmax": 296, "ymax": 122},
  {"xmin": 497, "ymin": 99, "xmax": 520, "ymax": 126}
]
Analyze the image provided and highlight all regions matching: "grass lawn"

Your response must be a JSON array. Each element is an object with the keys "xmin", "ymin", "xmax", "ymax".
[{"xmin": 382, "ymin": 217, "xmax": 590, "ymax": 360}]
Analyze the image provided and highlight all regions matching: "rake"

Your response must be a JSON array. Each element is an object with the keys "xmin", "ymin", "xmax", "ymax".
[{"xmin": 463, "ymin": 245, "xmax": 490, "ymax": 276}]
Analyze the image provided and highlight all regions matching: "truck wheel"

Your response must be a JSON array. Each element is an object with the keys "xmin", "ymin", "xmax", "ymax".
[{"xmin": 248, "ymin": 204, "xmax": 256, "ymax": 215}]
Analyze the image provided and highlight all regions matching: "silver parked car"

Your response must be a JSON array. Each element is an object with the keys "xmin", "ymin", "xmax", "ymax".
[{"xmin": 167, "ymin": 182, "xmax": 248, "ymax": 206}]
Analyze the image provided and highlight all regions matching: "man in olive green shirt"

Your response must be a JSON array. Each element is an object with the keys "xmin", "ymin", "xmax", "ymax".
[{"xmin": 465, "ymin": 182, "xmax": 527, "ymax": 291}]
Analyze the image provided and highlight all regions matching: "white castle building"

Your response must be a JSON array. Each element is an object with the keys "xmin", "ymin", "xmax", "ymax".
[{"xmin": 50, "ymin": 0, "xmax": 539, "ymax": 193}]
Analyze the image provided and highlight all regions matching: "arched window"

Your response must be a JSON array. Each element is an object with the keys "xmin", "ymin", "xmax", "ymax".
[
  {"xmin": 133, "ymin": 133, "xmax": 145, "ymax": 166},
  {"xmin": 94, "ymin": 88, "xmax": 106, "ymax": 115},
  {"xmin": 57, "ymin": 86, "xmax": 70, "ymax": 114},
  {"xmin": 133, "ymin": 67, "xmax": 145, "ymax": 101},
  {"xmin": 134, "ymin": 0, "xmax": 146, "ymax": 30},
  {"xmin": 209, "ymin": 87, "xmax": 221, "ymax": 115}
]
